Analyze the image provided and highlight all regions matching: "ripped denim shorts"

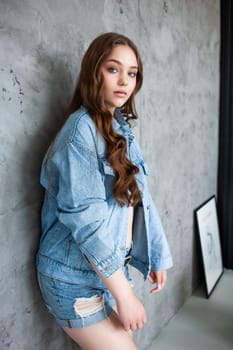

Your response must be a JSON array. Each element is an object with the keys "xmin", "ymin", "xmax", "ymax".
[{"xmin": 37, "ymin": 246, "xmax": 133, "ymax": 328}]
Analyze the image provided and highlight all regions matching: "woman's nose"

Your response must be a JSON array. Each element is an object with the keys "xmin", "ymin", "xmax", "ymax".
[{"xmin": 118, "ymin": 73, "xmax": 128, "ymax": 86}]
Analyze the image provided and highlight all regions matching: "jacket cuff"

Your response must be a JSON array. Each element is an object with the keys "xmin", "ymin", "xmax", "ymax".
[
  {"xmin": 79, "ymin": 240, "xmax": 123, "ymax": 278},
  {"xmin": 151, "ymin": 255, "xmax": 173, "ymax": 271},
  {"xmin": 94, "ymin": 252, "xmax": 123, "ymax": 278}
]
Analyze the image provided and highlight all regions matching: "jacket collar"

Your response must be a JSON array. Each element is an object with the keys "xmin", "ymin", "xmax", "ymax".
[{"xmin": 113, "ymin": 109, "xmax": 134, "ymax": 143}]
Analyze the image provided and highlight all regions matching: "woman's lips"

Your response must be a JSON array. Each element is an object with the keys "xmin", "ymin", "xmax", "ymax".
[{"xmin": 114, "ymin": 91, "xmax": 127, "ymax": 97}]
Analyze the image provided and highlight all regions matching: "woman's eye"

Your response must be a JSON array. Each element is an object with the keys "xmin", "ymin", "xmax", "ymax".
[
  {"xmin": 107, "ymin": 67, "xmax": 118, "ymax": 73},
  {"xmin": 128, "ymin": 72, "xmax": 137, "ymax": 78}
]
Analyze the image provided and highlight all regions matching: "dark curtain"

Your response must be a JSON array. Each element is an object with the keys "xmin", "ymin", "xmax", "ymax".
[{"xmin": 218, "ymin": 0, "xmax": 233, "ymax": 269}]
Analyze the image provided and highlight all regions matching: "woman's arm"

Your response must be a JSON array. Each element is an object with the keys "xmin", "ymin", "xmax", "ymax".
[{"xmin": 54, "ymin": 141, "xmax": 123, "ymax": 278}]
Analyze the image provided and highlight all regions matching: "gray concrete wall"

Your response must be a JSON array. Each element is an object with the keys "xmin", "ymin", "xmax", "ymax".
[{"xmin": 0, "ymin": 1, "xmax": 219, "ymax": 349}]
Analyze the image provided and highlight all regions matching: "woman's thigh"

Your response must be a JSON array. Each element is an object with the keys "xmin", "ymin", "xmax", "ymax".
[{"xmin": 63, "ymin": 312, "xmax": 138, "ymax": 350}]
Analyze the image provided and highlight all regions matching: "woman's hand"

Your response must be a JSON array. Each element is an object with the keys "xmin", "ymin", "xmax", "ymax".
[
  {"xmin": 116, "ymin": 291, "xmax": 147, "ymax": 332},
  {"xmin": 148, "ymin": 270, "xmax": 167, "ymax": 294}
]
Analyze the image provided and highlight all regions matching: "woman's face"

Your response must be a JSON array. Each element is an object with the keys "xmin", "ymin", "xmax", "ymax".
[{"xmin": 100, "ymin": 45, "xmax": 138, "ymax": 114}]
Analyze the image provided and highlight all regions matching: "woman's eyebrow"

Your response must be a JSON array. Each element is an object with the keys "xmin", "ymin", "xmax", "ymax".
[{"xmin": 106, "ymin": 59, "xmax": 138, "ymax": 69}]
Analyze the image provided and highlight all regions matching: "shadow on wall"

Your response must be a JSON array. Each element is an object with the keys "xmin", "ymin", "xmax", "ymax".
[
  {"xmin": 27, "ymin": 52, "xmax": 80, "ymax": 349},
  {"xmin": 32, "ymin": 52, "xmax": 73, "ymax": 250}
]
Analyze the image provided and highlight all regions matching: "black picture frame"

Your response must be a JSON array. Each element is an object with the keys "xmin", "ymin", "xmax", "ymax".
[{"xmin": 195, "ymin": 195, "xmax": 224, "ymax": 298}]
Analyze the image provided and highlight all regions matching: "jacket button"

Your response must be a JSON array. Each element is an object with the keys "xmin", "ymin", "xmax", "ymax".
[{"xmin": 147, "ymin": 205, "xmax": 150, "ymax": 210}]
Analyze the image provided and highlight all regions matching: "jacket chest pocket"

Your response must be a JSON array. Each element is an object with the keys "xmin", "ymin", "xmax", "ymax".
[
  {"xmin": 99, "ymin": 158, "xmax": 116, "ymax": 199},
  {"xmin": 129, "ymin": 144, "xmax": 149, "ymax": 177},
  {"xmin": 99, "ymin": 150, "xmax": 148, "ymax": 200},
  {"xmin": 101, "ymin": 159, "xmax": 116, "ymax": 176}
]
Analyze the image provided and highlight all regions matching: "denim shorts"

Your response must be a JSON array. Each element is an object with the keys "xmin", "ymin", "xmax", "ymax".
[{"xmin": 37, "ymin": 248, "xmax": 133, "ymax": 328}]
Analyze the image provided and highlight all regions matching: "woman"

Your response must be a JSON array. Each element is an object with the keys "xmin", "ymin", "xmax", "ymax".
[{"xmin": 36, "ymin": 32, "xmax": 173, "ymax": 350}]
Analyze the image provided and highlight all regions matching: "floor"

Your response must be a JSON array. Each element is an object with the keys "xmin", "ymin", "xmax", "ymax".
[{"xmin": 147, "ymin": 269, "xmax": 233, "ymax": 350}]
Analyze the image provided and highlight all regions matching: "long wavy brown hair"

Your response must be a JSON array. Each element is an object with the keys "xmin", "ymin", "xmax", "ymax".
[{"xmin": 65, "ymin": 32, "xmax": 143, "ymax": 206}]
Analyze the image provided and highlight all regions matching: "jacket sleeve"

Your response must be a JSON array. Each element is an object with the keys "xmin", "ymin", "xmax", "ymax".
[
  {"xmin": 148, "ymin": 193, "xmax": 173, "ymax": 271},
  {"xmin": 53, "ymin": 141, "xmax": 122, "ymax": 278}
]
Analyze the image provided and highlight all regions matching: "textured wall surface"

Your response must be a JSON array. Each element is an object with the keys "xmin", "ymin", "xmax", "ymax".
[{"xmin": 0, "ymin": 1, "xmax": 219, "ymax": 349}]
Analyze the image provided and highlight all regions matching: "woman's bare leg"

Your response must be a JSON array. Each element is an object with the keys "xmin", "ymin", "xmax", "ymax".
[{"xmin": 63, "ymin": 312, "xmax": 137, "ymax": 350}]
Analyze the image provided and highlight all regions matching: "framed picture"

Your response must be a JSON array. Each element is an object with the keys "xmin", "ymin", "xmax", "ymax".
[{"xmin": 195, "ymin": 196, "xmax": 224, "ymax": 298}]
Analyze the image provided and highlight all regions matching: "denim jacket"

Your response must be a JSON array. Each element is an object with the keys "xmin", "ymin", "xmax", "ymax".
[{"xmin": 36, "ymin": 106, "xmax": 173, "ymax": 282}]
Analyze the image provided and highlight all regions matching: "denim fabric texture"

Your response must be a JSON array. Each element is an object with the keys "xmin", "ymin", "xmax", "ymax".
[
  {"xmin": 37, "ymin": 256, "xmax": 132, "ymax": 328},
  {"xmin": 36, "ymin": 105, "xmax": 173, "ymax": 284},
  {"xmin": 37, "ymin": 271, "xmax": 113, "ymax": 328}
]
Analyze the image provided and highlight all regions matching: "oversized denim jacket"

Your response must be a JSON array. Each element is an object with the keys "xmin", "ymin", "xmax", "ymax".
[{"xmin": 36, "ymin": 106, "xmax": 173, "ymax": 282}]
